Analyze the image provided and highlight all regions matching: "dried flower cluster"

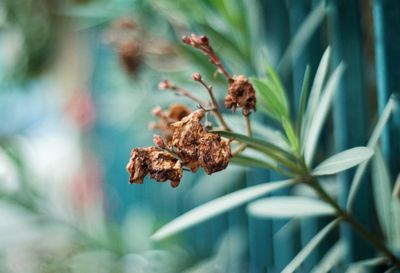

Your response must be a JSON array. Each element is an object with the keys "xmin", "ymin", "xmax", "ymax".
[
  {"xmin": 127, "ymin": 109, "xmax": 231, "ymax": 187},
  {"xmin": 126, "ymin": 33, "xmax": 256, "ymax": 188}
]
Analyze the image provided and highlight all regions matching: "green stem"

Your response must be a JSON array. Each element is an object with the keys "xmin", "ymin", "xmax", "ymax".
[{"xmin": 308, "ymin": 176, "xmax": 400, "ymax": 268}]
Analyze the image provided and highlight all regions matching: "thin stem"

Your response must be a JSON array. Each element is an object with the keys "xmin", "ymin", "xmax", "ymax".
[
  {"xmin": 308, "ymin": 176, "xmax": 400, "ymax": 268},
  {"xmin": 170, "ymin": 85, "xmax": 206, "ymax": 106},
  {"xmin": 197, "ymin": 77, "xmax": 231, "ymax": 131},
  {"xmin": 245, "ymin": 115, "xmax": 253, "ymax": 136},
  {"xmin": 232, "ymin": 143, "xmax": 247, "ymax": 156}
]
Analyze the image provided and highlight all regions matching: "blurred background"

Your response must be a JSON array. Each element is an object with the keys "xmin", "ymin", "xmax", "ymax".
[{"xmin": 0, "ymin": 0, "xmax": 399, "ymax": 272}]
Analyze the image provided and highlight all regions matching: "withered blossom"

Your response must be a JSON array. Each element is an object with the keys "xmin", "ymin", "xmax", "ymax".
[
  {"xmin": 225, "ymin": 75, "xmax": 256, "ymax": 116},
  {"xmin": 171, "ymin": 109, "xmax": 231, "ymax": 174},
  {"xmin": 199, "ymin": 133, "xmax": 231, "ymax": 174},
  {"xmin": 151, "ymin": 104, "xmax": 191, "ymax": 143},
  {"xmin": 126, "ymin": 147, "xmax": 183, "ymax": 188},
  {"xmin": 170, "ymin": 109, "xmax": 206, "ymax": 172}
]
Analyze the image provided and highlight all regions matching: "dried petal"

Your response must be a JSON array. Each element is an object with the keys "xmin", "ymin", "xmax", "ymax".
[
  {"xmin": 199, "ymin": 133, "xmax": 231, "ymax": 174},
  {"xmin": 170, "ymin": 109, "xmax": 205, "ymax": 172},
  {"xmin": 225, "ymin": 75, "xmax": 256, "ymax": 115}
]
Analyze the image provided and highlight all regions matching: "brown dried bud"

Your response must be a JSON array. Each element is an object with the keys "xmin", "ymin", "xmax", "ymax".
[
  {"xmin": 158, "ymin": 79, "xmax": 171, "ymax": 90},
  {"xmin": 192, "ymin": 72, "xmax": 202, "ymax": 81},
  {"xmin": 126, "ymin": 147, "xmax": 183, "ymax": 187},
  {"xmin": 153, "ymin": 134, "xmax": 166, "ymax": 148},
  {"xmin": 225, "ymin": 75, "xmax": 256, "ymax": 116},
  {"xmin": 170, "ymin": 109, "xmax": 205, "ymax": 172},
  {"xmin": 199, "ymin": 133, "xmax": 231, "ymax": 174},
  {"xmin": 182, "ymin": 34, "xmax": 210, "ymax": 49}
]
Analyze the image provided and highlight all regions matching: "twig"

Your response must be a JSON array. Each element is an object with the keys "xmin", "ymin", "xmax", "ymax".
[{"xmin": 193, "ymin": 73, "xmax": 231, "ymax": 131}]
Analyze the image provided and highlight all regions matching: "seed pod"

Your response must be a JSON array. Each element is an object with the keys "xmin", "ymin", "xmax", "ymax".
[{"xmin": 225, "ymin": 75, "xmax": 256, "ymax": 116}]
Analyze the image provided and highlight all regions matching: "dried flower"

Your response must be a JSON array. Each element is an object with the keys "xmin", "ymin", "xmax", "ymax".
[
  {"xmin": 170, "ymin": 109, "xmax": 205, "ymax": 172},
  {"xmin": 182, "ymin": 34, "xmax": 231, "ymax": 80},
  {"xmin": 151, "ymin": 104, "xmax": 192, "ymax": 143},
  {"xmin": 199, "ymin": 133, "xmax": 231, "ymax": 174},
  {"xmin": 126, "ymin": 147, "xmax": 183, "ymax": 187},
  {"xmin": 225, "ymin": 75, "xmax": 256, "ymax": 116}
]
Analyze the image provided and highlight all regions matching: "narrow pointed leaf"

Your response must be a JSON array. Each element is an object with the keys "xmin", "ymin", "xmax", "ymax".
[
  {"xmin": 345, "ymin": 257, "xmax": 389, "ymax": 273},
  {"xmin": 304, "ymin": 62, "xmax": 345, "ymax": 165},
  {"xmin": 393, "ymin": 173, "xmax": 400, "ymax": 199},
  {"xmin": 282, "ymin": 218, "xmax": 341, "ymax": 273},
  {"xmin": 371, "ymin": 149, "xmax": 393, "ymax": 243},
  {"xmin": 151, "ymin": 179, "xmax": 295, "ymax": 241},
  {"xmin": 302, "ymin": 47, "xmax": 331, "ymax": 143},
  {"xmin": 278, "ymin": 1, "xmax": 327, "ymax": 75},
  {"xmin": 297, "ymin": 65, "xmax": 311, "ymax": 136},
  {"xmin": 213, "ymin": 130, "xmax": 294, "ymax": 161},
  {"xmin": 313, "ymin": 147, "xmax": 374, "ymax": 176},
  {"xmin": 230, "ymin": 154, "xmax": 278, "ymax": 170},
  {"xmin": 347, "ymin": 98, "xmax": 394, "ymax": 209},
  {"xmin": 247, "ymin": 196, "xmax": 334, "ymax": 219},
  {"xmin": 282, "ymin": 117, "xmax": 300, "ymax": 153},
  {"xmin": 310, "ymin": 241, "xmax": 343, "ymax": 273}
]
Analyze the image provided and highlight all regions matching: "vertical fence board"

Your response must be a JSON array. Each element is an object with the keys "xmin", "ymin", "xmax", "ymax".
[
  {"xmin": 372, "ymin": 0, "xmax": 400, "ymax": 180},
  {"xmin": 327, "ymin": 0, "xmax": 374, "ymax": 263}
]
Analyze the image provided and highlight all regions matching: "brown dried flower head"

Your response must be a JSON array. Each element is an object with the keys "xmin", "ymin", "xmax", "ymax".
[
  {"xmin": 170, "ymin": 109, "xmax": 231, "ymax": 174},
  {"xmin": 126, "ymin": 147, "xmax": 183, "ymax": 188},
  {"xmin": 151, "ymin": 104, "xmax": 191, "ymax": 143},
  {"xmin": 199, "ymin": 133, "xmax": 231, "ymax": 174},
  {"xmin": 225, "ymin": 75, "xmax": 256, "ymax": 116}
]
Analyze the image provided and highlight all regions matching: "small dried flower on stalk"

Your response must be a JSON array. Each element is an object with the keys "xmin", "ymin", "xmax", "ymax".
[
  {"xmin": 182, "ymin": 34, "xmax": 232, "ymax": 80},
  {"xmin": 198, "ymin": 133, "xmax": 231, "ymax": 174},
  {"xmin": 150, "ymin": 104, "xmax": 192, "ymax": 143},
  {"xmin": 225, "ymin": 75, "xmax": 256, "ymax": 116},
  {"xmin": 126, "ymin": 147, "xmax": 183, "ymax": 188}
]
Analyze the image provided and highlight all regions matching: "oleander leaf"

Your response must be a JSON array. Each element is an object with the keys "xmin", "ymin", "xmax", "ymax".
[
  {"xmin": 151, "ymin": 179, "xmax": 295, "ymax": 241},
  {"xmin": 313, "ymin": 147, "xmax": 374, "ymax": 176}
]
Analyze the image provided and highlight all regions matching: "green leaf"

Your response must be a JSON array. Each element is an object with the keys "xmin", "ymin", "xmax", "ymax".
[
  {"xmin": 393, "ymin": 173, "xmax": 400, "ymax": 199},
  {"xmin": 278, "ymin": 1, "xmax": 327, "ymax": 75},
  {"xmin": 213, "ymin": 130, "xmax": 294, "ymax": 161},
  {"xmin": 151, "ymin": 179, "xmax": 295, "ymax": 241},
  {"xmin": 230, "ymin": 154, "xmax": 276, "ymax": 169},
  {"xmin": 371, "ymin": 149, "xmax": 395, "ymax": 246},
  {"xmin": 223, "ymin": 114, "xmax": 290, "ymax": 151},
  {"xmin": 246, "ymin": 196, "xmax": 334, "ymax": 219},
  {"xmin": 251, "ymin": 77, "xmax": 288, "ymax": 120},
  {"xmin": 345, "ymin": 257, "xmax": 389, "ymax": 273},
  {"xmin": 312, "ymin": 147, "xmax": 374, "ymax": 176},
  {"xmin": 346, "ymin": 98, "xmax": 394, "ymax": 210},
  {"xmin": 301, "ymin": 47, "xmax": 331, "ymax": 145},
  {"xmin": 304, "ymin": 63, "xmax": 345, "ymax": 165},
  {"xmin": 266, "ymin": 65, "xmax": 290, "ymax": 115},
  {"xmin": 310, "ymin": 241, "xmax": 343, "ymax": 273},
  {"xmin": 297, "ymin": 65, "xmax": 311, "ymax": 136},
  {"xmin": 282, "ymin": 117, "xmax": 300, "ymax": 154},
  {"xmin": 282, "ymin": 218, "xmax": 341, "ymax": 273}
]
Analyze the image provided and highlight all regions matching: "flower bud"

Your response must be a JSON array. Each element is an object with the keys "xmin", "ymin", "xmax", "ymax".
[
  {"xmin": 158, "ymin": 79, "xmax": 170, "ymax": 90},
  {"xmin": 192, "ymin": 72, "xmax": 202, "ymax": 81},
  {"xmin": 153, "ymin": 134, "xmax": 166, "ymax": 148}
]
